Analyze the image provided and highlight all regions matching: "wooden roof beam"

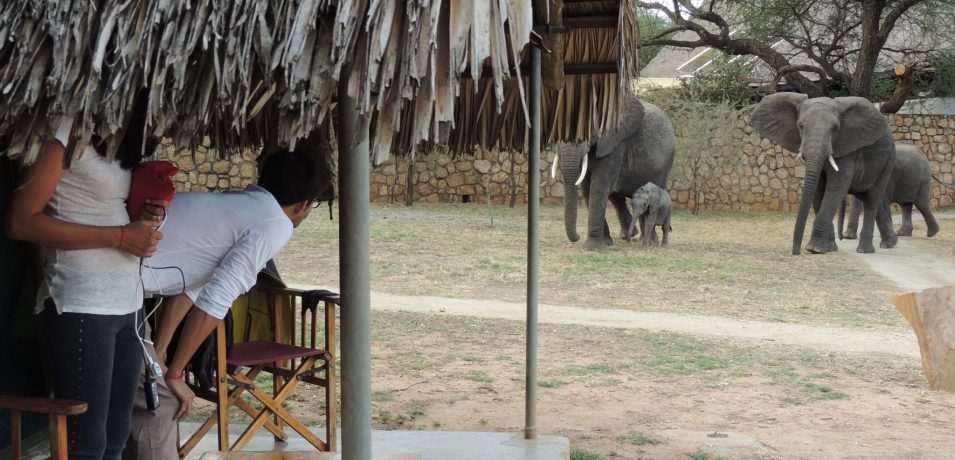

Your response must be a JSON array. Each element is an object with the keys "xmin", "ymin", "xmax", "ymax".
[
  {"xmin": 560, "ymin": 15, "xmax": 618, "ymax": 28},
  {"xmin": 471, "ymin": 62, "xmax": 618, "ymax": 79}
]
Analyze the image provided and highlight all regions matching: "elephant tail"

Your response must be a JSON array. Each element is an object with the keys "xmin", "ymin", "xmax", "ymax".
[{"xmin": 932, "ymin": 174, "xmax": 955, "ymax": 188}]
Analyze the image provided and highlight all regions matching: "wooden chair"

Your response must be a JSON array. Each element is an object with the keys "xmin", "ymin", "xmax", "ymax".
[
  {"xmin": 178, "ymin": 281, "xmax": 340, "ymax": 457},
  {"xmin": 0, "ymin": 395, "xmax": 87, "ymax": 460}
]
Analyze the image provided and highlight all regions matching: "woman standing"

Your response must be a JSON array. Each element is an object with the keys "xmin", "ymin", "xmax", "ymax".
[{"xmin": 5, "ymin": 98, "xmax": 163, "ymax": 459}]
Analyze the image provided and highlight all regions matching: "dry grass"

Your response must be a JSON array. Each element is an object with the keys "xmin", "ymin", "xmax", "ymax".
[
  {"xmin": 901, "ymin": 209, "xmax": 955, "ymax": 258},
  {"xmin": 257, "ymin": 203, "xmax": 955, "ymax": 458},
  {"xmin": 280, "ymin": 202, "xmax": 904, "ymax": 328}
]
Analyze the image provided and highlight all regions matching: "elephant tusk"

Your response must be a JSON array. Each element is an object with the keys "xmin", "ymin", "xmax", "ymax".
[
  {"xmin": 574, "ymin": 153, "xmax": 588, "ymax": 186},
  {"xmin": 828, "ymin": 156, "xmax": 839, "ymax": 172},
  {"xmin": 796, "ymin": 151, "xmax": 804, "ymax": 163},
  {"xmin": 551, "ymin": 152, "xmax": 559, "ymax": 181}
]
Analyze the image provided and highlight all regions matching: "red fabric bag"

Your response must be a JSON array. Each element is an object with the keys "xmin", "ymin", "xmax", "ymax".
[{"xmin": 127, "ymin": 160, "xmax": 178, "ymax": 220}]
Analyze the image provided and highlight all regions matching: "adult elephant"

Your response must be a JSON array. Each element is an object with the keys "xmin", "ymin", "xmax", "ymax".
[
  {"xmin": 556, "ymin": 97, "xmax": 676, "ymax": 251},
  {"xmin": 751, "ymin": 93, "xmax": 897, "ymax": 255},
  {"xmin": 840, "ymin": 142, "xmax": 940, "ymax": 239}
]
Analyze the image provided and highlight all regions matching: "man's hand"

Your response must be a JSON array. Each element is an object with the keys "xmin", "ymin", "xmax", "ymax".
[{"xmin": 166, "ymin": 377, "xmax": 196, "ymax": 421}]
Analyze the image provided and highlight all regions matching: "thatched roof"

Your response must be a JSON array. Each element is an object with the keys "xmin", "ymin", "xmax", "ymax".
[{"xmin": 0, "ymin": 1, "xmax": 638, "ymax": 165}]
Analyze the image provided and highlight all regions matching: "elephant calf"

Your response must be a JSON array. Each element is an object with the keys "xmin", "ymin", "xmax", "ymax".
[
  {"xmin": 628, "ymin": 183, "xmax": 672, "ymax": 248},
  {"xmin": 841, "ymin": 142, "xmax": 940, "ymax": 239}
]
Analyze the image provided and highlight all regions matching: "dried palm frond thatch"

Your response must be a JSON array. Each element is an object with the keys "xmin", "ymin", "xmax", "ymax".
[{"xmin": 0, "ymin": 0, "xmax": 637, "ymax": 165}]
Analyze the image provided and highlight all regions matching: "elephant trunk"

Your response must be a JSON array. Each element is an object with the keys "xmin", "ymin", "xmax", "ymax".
[
  {"xmin": 562, "ymin": 149, "xmax": 583, "ymax": 242},
  {"xmin": 793, "ymin": 157, "xmax": 824, "ymax": 255}
]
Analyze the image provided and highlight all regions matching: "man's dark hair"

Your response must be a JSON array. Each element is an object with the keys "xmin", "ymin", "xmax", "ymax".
[{"xmin": 257, "ymin": 150, "xmax": 329, "ymax": 207}]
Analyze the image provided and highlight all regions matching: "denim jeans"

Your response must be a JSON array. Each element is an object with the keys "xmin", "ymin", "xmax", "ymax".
[{"xmin": 40, "ymin": 300, "xmax": 143, "ymax": 460}]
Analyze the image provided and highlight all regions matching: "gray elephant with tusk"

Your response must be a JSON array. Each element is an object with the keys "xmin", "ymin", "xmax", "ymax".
[
  {"xmin": 751, "ymin": 93, "xmax": 897, "ymax": 255},
  {"xmin": 552, "ymin": 97, "xmax": 676, "ymax": 251},
  {"xmin": 840, "ymin": 142, "xmax": 940, "ymax": 240}
]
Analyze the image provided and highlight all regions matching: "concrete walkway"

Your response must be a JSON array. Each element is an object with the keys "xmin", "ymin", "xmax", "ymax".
[
  {"xmin": 181, "ymin": 423, "xmax": 569, "ymax": 460},
  {"xmin": 361, "ymin": 291, "xmax": 920, "ymax": 358}
]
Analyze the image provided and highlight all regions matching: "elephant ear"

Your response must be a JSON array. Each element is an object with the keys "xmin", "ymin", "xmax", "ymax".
[
  {"xmin": 593, "ymin": 98, "xmax": 645, "ymax": 159},
  {"xmin": 833, "ymin": 97, "xmax": 888, "ymax": 157},
  {"xmin": 750, "ymin": 92, "xmax": 807, "ymax": 154}
]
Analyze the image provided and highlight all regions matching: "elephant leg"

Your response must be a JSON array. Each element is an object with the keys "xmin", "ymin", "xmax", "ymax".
[
  {"xmin": 637, "ymin": 214, "xmax": 647, "ymax": 243},
  {"xmin": 807, "ymin": 177, "xmax": 845, "ymax": 254},
  {"xmin": 611, "ymin": 196, "xmax": 633, "ymax": 239},
  {"xmin": 877, "ymin": 199, "xmax": 898, "ymax": 249},
  {"xmin": 641, "ymin": 217, "xmax": 654, "ymax": 247},
  {"xmin": 661, "ymin": 219, "xmax": 670, "ymax": 248},
  {"xmin": 916, "ymin": 201, "xmax": 940, "ymax": 237},
  {"xmin": 806, "ymin": 176, "xmax": 841, "ymax": 253},
  {"xmin": 585, "ymin": 181, "xmax": 613, "ymax": 251},
  {"xmin": 897, "ymin": 203, "xmax": 914, "ymax": 236},
  {"xmin": 844, "ymin": 196, "xmax": 862, "ymax": 239}
]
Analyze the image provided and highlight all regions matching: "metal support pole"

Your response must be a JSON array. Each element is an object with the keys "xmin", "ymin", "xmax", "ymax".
[
  {"xmin": 525, "ymin": 46, "xmax": 542, "ymax": 440},
  {"xmin": 338, "ymin": 67, "xmax": 372, "ymax": 459}
]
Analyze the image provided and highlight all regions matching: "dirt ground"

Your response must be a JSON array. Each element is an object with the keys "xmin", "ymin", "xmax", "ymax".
[{"xmin": 245, "ymin": 211, "xmax": 955, "ymax": 459}]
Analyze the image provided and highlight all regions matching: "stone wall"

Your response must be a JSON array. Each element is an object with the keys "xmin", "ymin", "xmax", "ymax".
[
  {"xmin": 368, "ymin": 113, "xmax": 955, "ymax": 210},
  {"xmin": 159, "ymin": 114, "xmax": 955, "ymax": 211},
  {"xmin": 159, "ymin": 141, "xmax": 258, "ymax": 192},
  {"xmin": 369, "ymin": 149, "xmax": 565, "ymax": 205}
]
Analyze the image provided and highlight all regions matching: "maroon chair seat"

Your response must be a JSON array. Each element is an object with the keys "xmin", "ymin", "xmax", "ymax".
[{"xmin": 228, "ymin": 341, "xmax": 326, "ymax": 367}]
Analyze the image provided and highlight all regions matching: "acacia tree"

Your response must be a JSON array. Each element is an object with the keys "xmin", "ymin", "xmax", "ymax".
[{"xmin": 636, "ymin": 0, "xmax": 955, "ymax": 112}]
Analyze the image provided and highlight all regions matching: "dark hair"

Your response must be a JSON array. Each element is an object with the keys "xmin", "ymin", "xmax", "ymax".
[
  {"xmin": 92, "ymin": 89, "xmax": 158, "ymax": 169},
  {"xmin": 257, "ymin": 150, "xmax": 329, "ymax": 207}
]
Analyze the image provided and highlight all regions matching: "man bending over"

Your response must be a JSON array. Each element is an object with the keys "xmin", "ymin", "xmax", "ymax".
[{"xmin": 124, "ymin": 149, "xmax": 330, "ymax": 459}]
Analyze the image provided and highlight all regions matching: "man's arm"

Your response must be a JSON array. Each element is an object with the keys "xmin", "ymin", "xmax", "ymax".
[
  {"xmin": 152, "ymin": 293, "xmax": 195, "ymax": 362},
  {"xmin": 163, "ymin": 306, "xmax": 218, "ymax": 421},
  {"xmin": 166, "ymin": 307, "xmax": 219, "ymax": 378}
]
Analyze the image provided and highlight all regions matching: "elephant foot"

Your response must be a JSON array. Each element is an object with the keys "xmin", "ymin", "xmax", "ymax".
[
  {"xmin": 806, "ymin": 237, "xmax": 832, "ymax": 254},
  {"xmin": 827, "ymin": 240, "xmax": 839, "ymax": 252},
  {"xmin": 897, "ymin": 225, "xmax": 913, "ymax": 237},
  {"xmin": 927, "ymin": 223, "xmax": 940, "ymax": 238},
  {"xmin": 584, "ymin": 238, "xmax": 612, "ymax": 251},
  {"xmin": 856, "ymin": 241, "xmax": 876, "ymax": 254},
  {"xmin": 843, "ymin": 230, "xmax": 858, "ymax": 240},
  {"xmin": 880, "ymin": 234, "xmax": 899, "ymax": 249},
  {"xmin": 805, "ymin": 244, "xmax": 829, "ymax": 254}
]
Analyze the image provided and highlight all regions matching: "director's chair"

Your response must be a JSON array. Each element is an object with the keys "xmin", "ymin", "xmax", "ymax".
[{"xmin": 178, "ymin": 269, "xmax": 340, "ymax": 457}]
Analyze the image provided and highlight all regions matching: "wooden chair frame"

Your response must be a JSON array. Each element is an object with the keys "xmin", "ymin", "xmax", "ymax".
[
  {"xmin": 0, "ymin": 395, "xmax": 87, "ymax": 460},
  {"xmin": 178, "ymin": 287, "xmax": 339, "ymax": 457}
]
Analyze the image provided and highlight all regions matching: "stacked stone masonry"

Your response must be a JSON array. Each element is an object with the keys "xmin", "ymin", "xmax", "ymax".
[{"xmin": 161, "ymin": 114, "xmax": 955, "ymax": 211}]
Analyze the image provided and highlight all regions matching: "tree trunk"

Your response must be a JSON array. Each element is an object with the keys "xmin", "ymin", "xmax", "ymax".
[{"xmin": 850, "ymin": 1, "xmax": 887, "ymax": 99}]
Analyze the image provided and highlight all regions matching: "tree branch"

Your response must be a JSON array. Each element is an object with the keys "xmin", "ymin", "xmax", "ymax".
[
  {"xmin": 774, "ymin": 64, "xmax": 830, "ymax": 95},
  {"xmin": 879, "ymin": 63, "xmax": 917, "ymax": 113}
]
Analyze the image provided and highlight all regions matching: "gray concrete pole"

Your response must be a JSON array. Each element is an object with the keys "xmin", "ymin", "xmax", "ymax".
[
  {"xmin": 338, "ymin": 69, "xmax": 372, "ymax": 459},
  {"xmin": 525, "ymin": 46, "xmax": 542, "ymax": 440}
]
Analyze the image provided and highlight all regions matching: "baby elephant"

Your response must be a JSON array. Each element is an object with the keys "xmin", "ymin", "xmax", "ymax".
[{"xmin": 628, "ymin": 183, "xmax": 673, "ymax": 248}]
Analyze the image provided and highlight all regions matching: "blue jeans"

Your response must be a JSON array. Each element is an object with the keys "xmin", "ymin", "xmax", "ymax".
[{"xmin": 40, "ymin": 300, "xmax": 143, "ymax": 460}]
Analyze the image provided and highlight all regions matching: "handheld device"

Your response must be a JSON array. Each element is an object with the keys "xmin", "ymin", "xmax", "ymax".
[{"xmin": 144, "ymin": 362, "xmax": 161, "ymax": 411}]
